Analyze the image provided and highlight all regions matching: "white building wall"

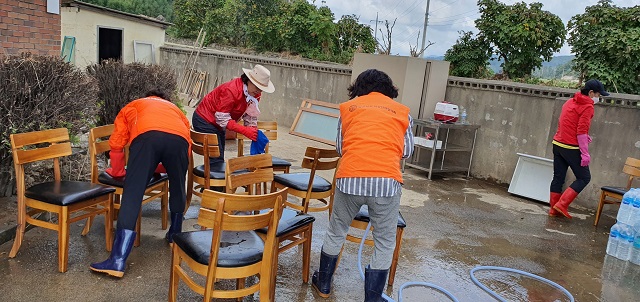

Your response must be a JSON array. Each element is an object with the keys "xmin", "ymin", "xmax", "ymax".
[{"xmin": 61, "ymin": 6, "xmax": 165, "ymax": 70}]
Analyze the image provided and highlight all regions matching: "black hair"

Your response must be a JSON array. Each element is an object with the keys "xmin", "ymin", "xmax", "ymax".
[
  {"xmin": 347, "ymin": 69, "xmax": 399, "ymax": 99},
  {"xmin": 145, "ymin": 89, "xmax": 170, "ymax": 101},
  {"xmin": 580, "ymin": 88, "xmax": 590, "ymax": 96},
  {"xmin": 240, "ymin": 73, "xmax": 250, "ymax": 85}
]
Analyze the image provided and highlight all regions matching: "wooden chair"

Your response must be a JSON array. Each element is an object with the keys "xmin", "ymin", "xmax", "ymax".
[
  {"xmin": 237, "ymin": 121, "xmax": 292, "ymax": 173},
  {"xmin": 9, "ymin": 128, "xmax": 115, "ymax": 272},
  {"xmin": 185, "ymin": 129, "xmax": 226, "ymax": 213},
  {"xmin": 82, "ymin": 124, "xmax": 169, "ymax": 247},
  {"xmin": 168, "ymin": 188, "xmax": 285, "ymax": 301},
  {"xmin": 271, "ymin": 147, "xmax": 340, "ymax": 215},
  {"xmin": 595, "ymin": 157, "xmax": 640, "ymax": 227},
  {"xmin": 344, "ymin": 206, "xmax": 406, "ymax": 286},
  {"xmin": 225, "ymin": 154, "xmax": 315, "ymax": 300}
]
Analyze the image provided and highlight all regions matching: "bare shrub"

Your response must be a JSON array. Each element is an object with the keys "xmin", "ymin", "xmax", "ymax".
[
  {"xmin": 87, "ymin": 60, "xmax": 178, "ymax": 126},
  {"xmin": 0, "ymin": 53, "xmax": 99, "ymax": 196}
]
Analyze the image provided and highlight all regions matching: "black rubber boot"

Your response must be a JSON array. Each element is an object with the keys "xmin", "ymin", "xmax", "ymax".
[
  {"xmin": 312, "ymin": 251, "xmax": 339, "ymax": 298},
  {"xmin": 89, "ymin": 229, "xmax": 136, "ymax": 278},
  {"xmin": 165, "ymin": 212, "xmax": 183, "ymax": 243},
  {"xmin": 364, "ymin": 265, "xmax": 389, "ymax": 302}
]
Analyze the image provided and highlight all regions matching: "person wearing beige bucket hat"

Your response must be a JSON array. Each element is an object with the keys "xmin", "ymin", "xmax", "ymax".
[{"xmin": 192, "ymin": 64, "xmax": 275, "ymax": 170}]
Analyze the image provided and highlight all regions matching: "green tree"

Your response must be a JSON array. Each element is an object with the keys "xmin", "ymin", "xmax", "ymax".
[
  {"xmin": 568, "ymin": 0, "xmax": 640, "ymax": 94},
  {"xmin": 444, "ymin": 31, "xmax": 492, "ymax": 78},
  {"xmin": 331, "ymin": 15, "xmax": 376, "ymax": 63},
  {"xmin": 173, "ymin": 0, "xmax": 222, "ymax": 39},
  {"xmin": 476, "ymin": 0, "xmax": 565, "ymax": 78}
]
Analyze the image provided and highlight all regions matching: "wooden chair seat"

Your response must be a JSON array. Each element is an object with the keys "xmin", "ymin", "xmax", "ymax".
[
  {"xmin": 25, "ymin": 181, "xmax": 115, "ymax": 206},
  {"xmin": 172, "ymin": 230, "xmax": 265, "ymax": 267},
  {"xmin": 600, "ymin": 186, "xmax": 628, "ymax": 196},
  {"xmin": 345, "ymin": 205, "xmax": 406, "ymax": 286},
  {"xmin": 256, "ymin": 208, "xmax": 315, "ymax": 237},
  {"xmin": 97, "ymin": 172, "xmax": 168, "ymax": 188},
  {"xmin": 271, "ymin": 156, "xmax": 293, "ymax": 169},
  {"xmin": 193, "ymin": 163, "xmax": 226, "ymax": 179},
  {"xmin": 273, "ymin": 173, "xmax": 332, "ymax": 192},
  {"xmin": 594, "ymin": 157, "xmax": 640, "ymax": 227}
]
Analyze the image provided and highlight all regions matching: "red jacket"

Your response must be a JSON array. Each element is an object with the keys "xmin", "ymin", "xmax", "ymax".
[
  {"xmin": 110, "ymin": 96, "xmax": 191, "ymax": 151},
  {"xmin": 195, "ymin": 77, "xmax": 261, "ymax": 128},
  {"xmin": 553, "ymin": 92, "xmax": 594, "ymax": 146}
]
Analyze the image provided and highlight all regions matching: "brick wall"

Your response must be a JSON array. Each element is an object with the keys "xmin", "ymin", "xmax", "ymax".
[{"xmin": 0, "ymin": 0, "xmax": 61, "ymax": 56}]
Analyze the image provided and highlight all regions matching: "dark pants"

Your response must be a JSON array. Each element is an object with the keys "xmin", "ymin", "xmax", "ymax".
[
  {"xmin": 550, "ymin": 144, "xmax": 591, "ymax": 194},
  {"xmin": 192, "ymin": 111, "xmax": 225, "ymax": 165},
  {"xmin": 117, "ymin": 131, "xmax": 189, "ymax": 231}
]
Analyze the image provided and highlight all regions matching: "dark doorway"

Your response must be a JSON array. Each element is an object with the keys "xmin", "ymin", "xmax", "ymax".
[{"xmin": 98, "ymin": 27, "xmax": 122, "ymax": 62}]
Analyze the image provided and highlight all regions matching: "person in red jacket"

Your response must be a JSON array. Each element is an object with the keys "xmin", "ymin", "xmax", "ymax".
[
  {"xmin": 550, "ymin": 79, "xmax": 609, "ymax": 218},
  {"xmin": 192, "ymin": 64, "xmax": 275, "ymax": 167},
  {"xmin": 90, "ymin": 90, "xmax": 191, "ymax": 278}
]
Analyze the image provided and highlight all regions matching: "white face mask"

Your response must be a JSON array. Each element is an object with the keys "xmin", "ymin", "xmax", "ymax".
[{"xmin": 592, "ymin": 96, "xmax": 600, "ymax": 103}]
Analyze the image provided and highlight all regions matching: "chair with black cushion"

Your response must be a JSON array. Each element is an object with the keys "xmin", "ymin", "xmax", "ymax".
[
  {"xmin": 344, "ymin": 205, "xmax": 406, "ymax": 286},
  {"xmin": 225, "ymin": 154, "xmax": 315, "ymax": 300},
  {"xmin": 82, "ymin": 124, "xmax": 169, "ymax": 247},
  {"xmin": 595, "ymin": 157, "xmax": 640, "ymax": 227},
  {"xmin": 9, "ymin": 128, "xmax": 115, "ymax": 272},
  {"xmin": 237, "ymin": 121, "xmax": 292, "ymax": 173},
  {"xmin": 271, "ymin": 146, "xmax": 340, "ymax": 215},
  {"xmin": 185, "ymin": 129, "xmax": 227, "ymax": 213},
  {"xmin": 168, "ymin": 188, "xmax": 285, "ymax": 301}
]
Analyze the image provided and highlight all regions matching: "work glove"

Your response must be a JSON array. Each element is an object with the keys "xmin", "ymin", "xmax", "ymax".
[
  {"xmin": 250, "ymin": 130, "xmax": 270, "ymax": 155},
  {"xmin": 105, "ymin": 149, "xmax": 126, "ymax": 177},
  {"xmin": 155, "ymin": 163, "xmax": 166, "ymax": 173},
  {"xmin": 226, "ymin": 120, "xmax": 258, "ymax": 141},
  {"xmin": 577, "ymin": 134, "xmax": 590, "ymax": 167}
]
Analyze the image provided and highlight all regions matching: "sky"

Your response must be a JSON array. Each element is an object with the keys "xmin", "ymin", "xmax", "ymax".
[{"xmin": 316, "ymin": 0, "xmax": 640, "ymax": 57}]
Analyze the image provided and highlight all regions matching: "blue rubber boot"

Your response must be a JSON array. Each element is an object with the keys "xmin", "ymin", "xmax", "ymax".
[
  {"xmin": 89, "ymin": 229, "xmax": 136, "ymax": 278},
  {"xmin": 312, "ymin": 251, "xmax": 339, "ymax": 298},
  {"xmin": 364, "ymin": 265, "xmax": 388, "ymax": 302},
  {"xmin": 165, "ymin": 212, "xmax": 183, "ymax": 243}
]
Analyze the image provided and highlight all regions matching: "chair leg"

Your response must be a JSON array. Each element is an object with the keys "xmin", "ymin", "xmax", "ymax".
[
  {"xmin": 105, "ymin": 196, "xmax": 114, "ymax": 252},
  {"xmin": 134, "ymin": 212, "xmax": 142, "ymax": 247},
  {"xmin": 161, "ymin": 183, "xmax": 169, "ymax": 230},
  {"xmin": 388, "ymin": 227, "xmax": 403, "ymax": 286},
  {"xmin": 302, "ymin": 225, "xmax": 312, "ymax": 283},
  {"xmin": 168, "ymin": 244, "xmax": 180, "ymax": 302},
  {"xmin": 594, "ymin": 191, "xmax": 607, "ymax": 227},
  {"xmin": 236, "ymin": 278, "xmax": 245, "ymax": 302},
  {"xmin": 9, "ymin": 203, "xmax": 26, "ymax": 258},
  {"xmin": 81, "ymin": 217, "xmax": 93, "ymax": 236},
  {"xmin": 58, "ymin": 207, "xmax": 70, "ymax": 273},
  {"xmin": 184, "ymin": 182, "xmax": 193, "ymax": 216}
]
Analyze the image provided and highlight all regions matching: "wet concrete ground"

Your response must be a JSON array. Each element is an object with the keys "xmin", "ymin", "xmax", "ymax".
[{"xmin": 0, "ymin": 109, "xmax": 638, "ymax": 301}]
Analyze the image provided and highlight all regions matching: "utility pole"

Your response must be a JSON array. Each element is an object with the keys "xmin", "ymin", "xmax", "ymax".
[
  {"xmin": 420, "ymin": 0, "xmax": 431, "ymax": 57},
  {"xmin": 370, "ymin": 12, "xmax": 383, "ymax": 42}
]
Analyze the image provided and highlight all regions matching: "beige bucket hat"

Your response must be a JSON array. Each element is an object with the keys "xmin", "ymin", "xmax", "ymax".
[{"xmin": 242, "ymin": 64, "xmax": 275, "ymax": 93}]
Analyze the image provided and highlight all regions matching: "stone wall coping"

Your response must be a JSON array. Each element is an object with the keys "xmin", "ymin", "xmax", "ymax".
[
  {"xmin": 161, "ymin": 43, "xmax": 352, "ymax": 75},
  {"xmin": 449, "ymin": 76, "xmax": 639, "ymax": 108}
]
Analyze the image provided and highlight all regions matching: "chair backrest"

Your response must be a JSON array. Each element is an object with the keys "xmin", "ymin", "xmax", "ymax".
[
  {"xmin": 88, "ymin": 124, "xmax": 115, "ymax": 183},
  {"xmin": 225, "ymin": 154, "xmax": 274, "ymax": 194},
  {"xmin": 10, "ymin": 128, "xmax": 72, "ymax": 184},
  {"xmin": 301, "ymin": 147, "xmax": 340, "ymax": 172},
  {"xmin": 623, "ymin": 157, "xmax": 640, "ymax": 189},
  {"xmin": 190, "ymin": 129, "xmax": 221, "ymax": 181},
  {"xmin": 197, "ymin": 188, "xmax": 286, "ymax": 288},
  {"xmin": 237, "ymin": 121, "xmax": 278, "ymax": 157}
]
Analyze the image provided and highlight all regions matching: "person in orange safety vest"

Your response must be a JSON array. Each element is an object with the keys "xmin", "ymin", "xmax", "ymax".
[{"xmin": 89, "ymin": 89, "xmax": 191, "ymax": 278}]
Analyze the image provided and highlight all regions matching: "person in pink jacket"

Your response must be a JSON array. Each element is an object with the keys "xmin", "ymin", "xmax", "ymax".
[
  {"xmin": 192, "ymin": 64, "xmax": 275, "ymax": 167},
  {"xmin": 550, "ymin": 79, "xmax": 609, "ymax": 218}
]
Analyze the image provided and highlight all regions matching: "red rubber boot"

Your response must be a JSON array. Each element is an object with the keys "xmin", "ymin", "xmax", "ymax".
[
  {"xmin": 553, "ymin": 188, "xmax": 578, "ymax": 219},
  {"xmin": 549, "ymin": 192, "xmax": 562, "ymax": 216}
]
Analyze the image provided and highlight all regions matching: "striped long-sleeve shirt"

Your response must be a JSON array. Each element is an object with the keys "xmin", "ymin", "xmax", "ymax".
[{"xmin": 335, "ymin": 115, "xmax": 414, "ymax": 197}]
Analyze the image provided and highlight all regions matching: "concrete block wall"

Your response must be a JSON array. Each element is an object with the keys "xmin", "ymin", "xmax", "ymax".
[
  {"xmin": 159, "ymin": 45, "xmax": 640, "ymax": 211},
  {"xmin": 0, "ymin": 0, "xmax": 61, "ymax": 56},
  {"xmin": 445, "ymin": 76, "xmax": 640, "ymax": 209},
  {"xmin": 160, "ymin": 44, "xmax": 351, "ymax": 127}
]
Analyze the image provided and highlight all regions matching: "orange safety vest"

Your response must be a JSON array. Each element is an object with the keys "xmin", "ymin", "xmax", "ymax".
[
  {"xmin": 110, "ymin": 96, "xmax": 191, "ymax": 151},
  {"xmin": 336, "ymin": 92, "xmax": 410, "ymax": 183}
]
